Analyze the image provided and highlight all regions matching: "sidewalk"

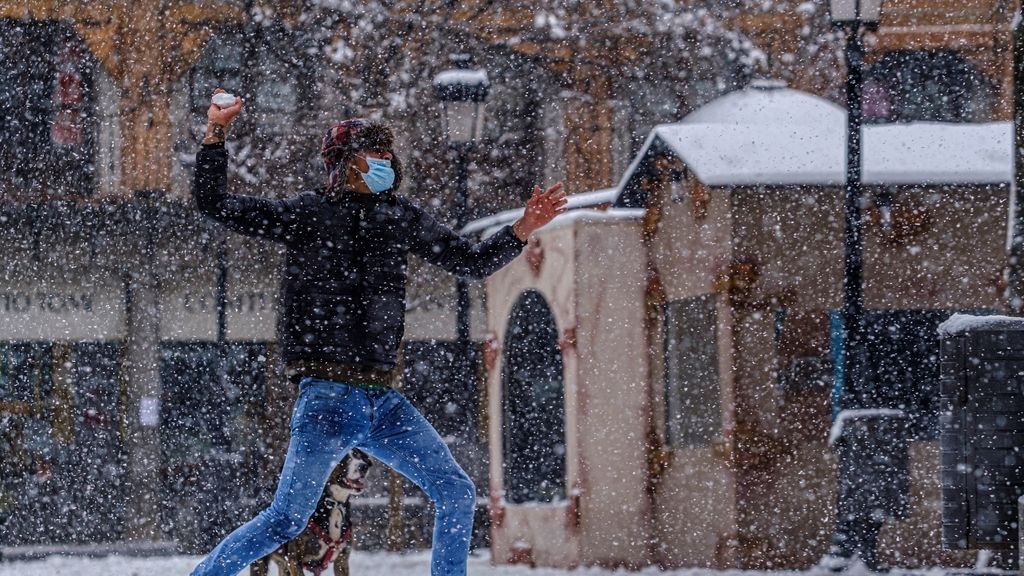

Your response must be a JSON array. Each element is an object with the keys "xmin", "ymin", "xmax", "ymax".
[
  {"xmin": 0, "ymin": 540, "xmax": 179, "ymax": 562},
  {"xmin": 0, "ymin": 549, "xmax": 963, "ymax": 576}
]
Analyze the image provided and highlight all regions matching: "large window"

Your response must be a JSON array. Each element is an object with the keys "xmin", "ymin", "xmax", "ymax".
[
  {"xmin": 863, "ymin": 50, "xmax": 993, "ymax": 123},
  {"xmin": 502, "ymin": 290, "xmax": 566, "ymax": 504},
  {"xmin": 186, "ymin": 27, "xmax": 316, "ymax": 191},
  {"xmin": 1, "ymin": 342, "xmax": 53, "ymax": 545},
  {"xmin": 0, "ymin": 20, "xmax": 95, "ymax": 196},
  {"xmin": 0, "ymin": 342, "xmax": 124, "ymax": 545},
  {"xmin": 188, "ymin": 28, "xmax": 306, "ymax": 134},
  {"xmin": 188, "ymin": 33, "xmax": 244, "ymax": 120},
  {"xmin": 664, "ymin": 294, "xmax": 721, "ymax": 448},
  {"xmin": 65, "ymin": 342, "xmax": 124, "ymax": 543},
  {"xmin": 159, "ymin": 342, "xmax": 269, "ymax": 551}
]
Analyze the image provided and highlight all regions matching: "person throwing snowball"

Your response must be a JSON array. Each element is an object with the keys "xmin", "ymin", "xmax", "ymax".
[{"xmin": 189, "ymin": 88, "xmax": 566, "ymax": 576}]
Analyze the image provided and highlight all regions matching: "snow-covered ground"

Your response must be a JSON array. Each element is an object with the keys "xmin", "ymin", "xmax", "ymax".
[{"xmin": 0, "ymin": 549, "xmax": 957, "ymax": 576}]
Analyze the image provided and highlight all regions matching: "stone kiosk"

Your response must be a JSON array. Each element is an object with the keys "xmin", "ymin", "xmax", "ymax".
[{"xmin": 475, "ymin": 82, "xmax": 1011, "ymax": 570}]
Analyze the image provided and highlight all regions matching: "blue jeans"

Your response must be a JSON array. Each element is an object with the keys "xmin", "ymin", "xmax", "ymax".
[{"xmin": 190, "ymin": 377, "xmax": 476, "ymax": 576}]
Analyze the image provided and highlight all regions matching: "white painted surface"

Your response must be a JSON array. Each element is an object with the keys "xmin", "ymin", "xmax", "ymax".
[{"xmin": 0, "ymin": 277, "xmax": 125, "ymax": 340}]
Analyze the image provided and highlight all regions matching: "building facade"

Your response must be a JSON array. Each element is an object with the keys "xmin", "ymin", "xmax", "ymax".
[{"xmin": 0, "ymin": 0, "xmax": 1015, "ymax": 557}]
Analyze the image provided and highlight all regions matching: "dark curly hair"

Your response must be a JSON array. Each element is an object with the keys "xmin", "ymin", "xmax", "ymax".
[{"xmin": 321, "ymin": 119, "xmax": 403, "ymax": 198}]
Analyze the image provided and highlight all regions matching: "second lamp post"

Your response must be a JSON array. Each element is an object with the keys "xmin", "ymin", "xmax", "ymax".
[
  {"xmin": 828, "ymin": 0, "xmax": 890, "ymax": 571},
  {"xmin": 433, "ymin": 56, "xmax": 490, "ymax": 344},
  {"xmin": 831, "ymin": 0, "xmax": 881, "ymax": 412}
]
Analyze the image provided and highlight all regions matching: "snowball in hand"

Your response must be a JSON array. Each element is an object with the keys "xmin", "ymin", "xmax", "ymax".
[{"xmin": 212, "ymin": 92, "xmax": 238, "ymax": 108}]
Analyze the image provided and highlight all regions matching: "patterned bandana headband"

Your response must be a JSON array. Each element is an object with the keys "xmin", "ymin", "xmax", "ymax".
[{"xmin": 321, "ymin": 119, "xmax": 368, "ymax": 193}]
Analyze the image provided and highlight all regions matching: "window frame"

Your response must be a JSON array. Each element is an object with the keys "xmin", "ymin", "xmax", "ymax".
[
  {"xmin": 0, "ymin": 19, "xmax": 97, "ymax": 197},
  {"xmin": 662, "ymin": 293, "xmax": 722, "ymax": 449}
]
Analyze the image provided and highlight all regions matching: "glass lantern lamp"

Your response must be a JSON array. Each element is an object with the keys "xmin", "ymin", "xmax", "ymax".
[
  {"xmin": 433, "ymin": 55, "xmax": 490, "ymax": 147},
  {"xmin": 829, "ymin": 0, "xmax": 882, "ymax": 25}
]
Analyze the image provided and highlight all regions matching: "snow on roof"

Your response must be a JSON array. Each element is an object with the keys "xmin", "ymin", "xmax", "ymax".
[
  {"xmin": 865, "ymin": 123, "xmax": 1012, "ymax": 185},
  {"xmin": 652, "ymin": 122, "xmax": 843, "ymax": 186},
  {"xmin": 682, "ymin": 79, "xmax": 845, "ymax": 127},
  {"xmin": 645, "ymin": 120, "xmax": 1012, "ymax": 187},
  {"xmin": 618, "ymin": 82, "xmax": 1013, "ymax": 189},
  {"xmin": 461, "ymin": 188, "xmax": 617, "ymax": 236},
  {"xmin": 937, "ymin": 313, "xmax": 1024, "ymax": 337},
  {"xmin": 433, "ymin": 69, "xmax": 490, "ymax": 87},
  {"xmin": 468, "ymin": 84, "xmax": 1011, "ymax": 229}
]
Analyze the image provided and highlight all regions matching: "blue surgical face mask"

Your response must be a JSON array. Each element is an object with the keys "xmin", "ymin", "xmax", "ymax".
[{"xmin": 355, "ymin": 155, "xmax": 396, "ymax": 194}]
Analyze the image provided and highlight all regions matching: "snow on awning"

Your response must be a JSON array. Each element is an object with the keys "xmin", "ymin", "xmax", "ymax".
[
  {"xmin": 472, "ymin": 207, "xmax": 642, "ymax": 240},
  {"xmin": 432, "ymin": 69, "xmax": 490, "ymax": 88},
  {"xmin": 937, "ymin": 313, "xmax": 1024, "ymax": 337},
  {"xmin": 828, "ymin": 409, "xmax": 906, "ymax": 446},
  {"xmin": 461, "ymin": 188, "xmax": 618, "ymax": 237},
  {"xmin": 643, "ymin": 120, "xmax": 1012, "ymax": 188}
]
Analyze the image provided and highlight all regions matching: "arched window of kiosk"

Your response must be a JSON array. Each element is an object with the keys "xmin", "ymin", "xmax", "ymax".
[
  {"xmin": 0, "ymin": 20, "xmax": 97, "ymax": 197},
  {"xmin": 502, "ymin": 290, "xmax": 566, "ymax": 504}
]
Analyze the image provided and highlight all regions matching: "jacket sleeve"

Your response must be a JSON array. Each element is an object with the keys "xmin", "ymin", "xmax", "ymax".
[
  {"xmin": 406, "ymin": 200, "xmax": 527, "ymax": 279},
  {"xmin": 193, "ymin": 143, "xmax": 306, "ymax": 243}
]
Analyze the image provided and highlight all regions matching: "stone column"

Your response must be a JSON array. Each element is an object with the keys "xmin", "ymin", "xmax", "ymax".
[{"xmin": 122, "ymin": 217, "xmax": 163, "ymax": 541}]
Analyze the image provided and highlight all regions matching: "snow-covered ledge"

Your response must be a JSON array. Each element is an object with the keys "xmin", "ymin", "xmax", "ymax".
[
  {"xmin": 937, "ymin": 313, "xmax": 1024, "ymax": 338},
  {"xmin": 828, "ymin": 408, "xmax": 906, "ymax": 446}
]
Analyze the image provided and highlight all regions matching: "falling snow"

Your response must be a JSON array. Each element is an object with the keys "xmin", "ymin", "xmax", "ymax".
[{"xmin": 2, "ymin": 2, "xmax": 1024, "ymax": 575}]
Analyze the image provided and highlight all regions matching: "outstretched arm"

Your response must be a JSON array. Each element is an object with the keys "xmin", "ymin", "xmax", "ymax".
[
  {"xmin": 409, "ymin": 183, "xmax": 567, "ymax": 278},
  {"xmin": 193, "ymin": 88, "xmax": 304, "ymax": 242}
]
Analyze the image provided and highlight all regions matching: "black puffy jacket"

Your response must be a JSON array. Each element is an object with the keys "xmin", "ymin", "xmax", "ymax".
[{"xmin": 193, "ymin": 144, "xmax": 526, "ymax": 371}]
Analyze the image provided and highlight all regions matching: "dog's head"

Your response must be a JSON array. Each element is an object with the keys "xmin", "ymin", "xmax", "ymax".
[
  {"xmin": 328, "ymin": 448, "xmax": 372, "ymax": 496},
  {"xmin": 300, "ymin": 449, "xmax": 374, "ymax": 556}
]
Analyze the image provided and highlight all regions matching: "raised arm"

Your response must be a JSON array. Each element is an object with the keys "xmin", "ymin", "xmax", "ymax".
[
  {"xmin": 194, "ymin": 144, "xmax": 307, "ymax": 242},
  {"xmin": 193, "ymin": 88, "xmax": 305, "ymax": 242},
  {"xmin": 407, "ymin": 183, "xmax": 567, "ymax": 279}
]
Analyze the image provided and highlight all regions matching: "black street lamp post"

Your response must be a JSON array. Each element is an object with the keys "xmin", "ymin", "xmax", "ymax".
[
  {"xmin": 828, "ymin": 0, "xmax": 885, "ymax": 570},
  {"xmin": 832, "ymin": 0, "xmax": 880, "ymax": 415},
  {"xmin": 433, "ymin": 55, "xmax": 490, "ymax": 345}
]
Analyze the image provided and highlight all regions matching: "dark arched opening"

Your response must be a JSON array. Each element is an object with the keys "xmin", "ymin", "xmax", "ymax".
[
  {"xmin": 863, "ymin": 50, "xmax": 994, "ymax": 123},
  {"xmin": 502, "ymin": 290, "xmax": 566, "ymax": 504}
]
